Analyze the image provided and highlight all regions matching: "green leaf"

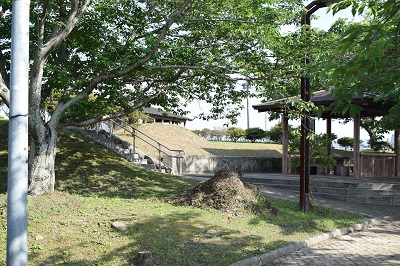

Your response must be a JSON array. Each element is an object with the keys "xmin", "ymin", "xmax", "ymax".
[
  {"xmin": 349, "ymin": 105, "xmax": 361, "ymax": 118},
  {"xmin": 341, "ymin": 105, "xmax": 349, "ymax": 116}
]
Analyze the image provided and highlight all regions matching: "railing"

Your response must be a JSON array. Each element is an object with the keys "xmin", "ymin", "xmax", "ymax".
[
  {"xmin": 109, "ymin": 119, "xmax": 185, "ymax": 175},
  {"xmin": 360, "ymin": 152, "xmax": 396, "ymax": 178}
]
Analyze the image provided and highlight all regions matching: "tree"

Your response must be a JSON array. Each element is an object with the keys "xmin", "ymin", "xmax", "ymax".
[
  {"xmin": 211, "ymin": 127, "xmax": 227, "ymax": 141},
  {"xmin": 368, "ymin": 135, "xmax": 392, "ymax": 152},
  {"xmin": 265, "ymin": 122, "xmax": 298, "ymax": 144},
  {"xmin": 226, "ymin": 127, "xmax": 245, "ymax": 142},
  {"xmin": 122, "ymin": 110, "xmax": 153, "ymax": 126},
  {"xmin": 337, "ymin": 137, "xmax": 354, "ymax": 151},
  {"xmin": 265, "ymin": 123, "xmax": 283, "ymax": 143},
  {"xmin": 0, "ymin": 0, "xmax": 303, "ymax": 195},
  {"xmin": 245, "ymin": 127, "xmax": 266, "ymax": 143},
  {"xmin": 200, "ymin": 128, "xmax": 213, "ymax": 140},
  {"xmin": 289, "ymin": 131, "xmax": 337, "ymax": 170},
  {"xmin": 340, "ymin": 117, "xmax": 391, "ymax": 151},
  {"xmin": 359, "ymin": 117, "xmax": 392, "ymax": 151},
  {"xmin": 323, "ymin": 0, "xmax": 400, "ymax": 129},
  {"xmin": 192, "ymin": 129, "xmax": 201, "ymax": 136}
]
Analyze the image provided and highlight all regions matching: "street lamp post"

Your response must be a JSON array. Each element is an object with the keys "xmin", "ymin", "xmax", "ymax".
[
  {"xmin": 243, "ymin": 82, "xmax": 250, "ymax": 129},
  {"xmin": 7, "ymin": 0, "xmax": 30, "ymax": 265},
  {"xmin": 300, "ymin": 0, "xmax": 341, "ymax": 212}
]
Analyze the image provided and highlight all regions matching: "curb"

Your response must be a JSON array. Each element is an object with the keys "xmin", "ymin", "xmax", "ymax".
[{"xmin": 229, "ymin": 218, "xmax": 378, "ymax": 266}]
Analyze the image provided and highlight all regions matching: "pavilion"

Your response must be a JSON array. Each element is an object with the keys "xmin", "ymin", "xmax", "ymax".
[{"xmin": 253, "ymin": 90, "xmax": 399, "ymax": 178}]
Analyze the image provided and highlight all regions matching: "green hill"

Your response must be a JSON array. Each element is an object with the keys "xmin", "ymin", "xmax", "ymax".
[{"xmin": 114, "ymin": 123, "xmax": 283, "ymax": 158}]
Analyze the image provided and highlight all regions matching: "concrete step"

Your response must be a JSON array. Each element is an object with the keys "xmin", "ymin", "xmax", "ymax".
[
  {"xmin": 312, "ymin": 193, "xmax": 400, "ymax": 205},
  {"xmin": 245, "ymin": 177, "xmax": 400, "ymax": 191},
  {"xmin": 242, "ymin": 177, "xmax": 299, "ymax": 186},
  {"xmin": 241, "ymin": 176, "xmax": 400, "ymax": 205},
  {"xmin": 80, "ymin": 129, "xmax": 174, "ymax": 173},
  {"xmin": 266, "ymin": 184, "xmax": 299, "ymax": 191},
  {"xmin": 312, "ymin": 186, "xmax": 400, "ymax": 196}
]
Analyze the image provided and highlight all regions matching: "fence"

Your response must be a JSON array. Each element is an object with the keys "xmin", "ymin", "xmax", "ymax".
[{"xmin": 360, "ymin": 152, "xmax": 396, "ymax": 178}]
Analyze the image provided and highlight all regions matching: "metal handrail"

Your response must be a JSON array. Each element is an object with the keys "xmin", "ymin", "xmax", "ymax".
[
  {"xmin": 112, "ymin": 119, "xmax": 185, "ymax": 156},
  {"xmin": 109, "ymin": 119, "xmax": 184, "ymax": 173}
]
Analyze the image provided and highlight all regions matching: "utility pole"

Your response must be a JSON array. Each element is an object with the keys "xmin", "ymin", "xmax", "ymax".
[
  {"xmin": 243, "ymin": 82, "xmax": 250, "ymax": 129},
  {"xmin": 7, "ymin": 0, "xmax": 30, "ymax": 265}
]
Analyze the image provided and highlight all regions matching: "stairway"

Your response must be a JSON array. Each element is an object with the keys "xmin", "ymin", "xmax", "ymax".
[
  {"xmin": 240, "ymin": 174, "xmax": 400, "ymax": 205},
  {"xmin": 73, "ymin": 127, "xmax": 172, "ymax": 173}
]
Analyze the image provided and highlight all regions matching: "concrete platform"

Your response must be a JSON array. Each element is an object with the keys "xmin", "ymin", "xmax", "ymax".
[{"xmin": 184, "ymin": 173, "xmax": 400, "ymax": 205}]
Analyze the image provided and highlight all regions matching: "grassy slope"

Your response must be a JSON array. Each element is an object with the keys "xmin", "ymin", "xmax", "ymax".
[
  {"xmin": 0, "ymin": 121, "xmax": 366, "ymax": 265},
  {"xmin": 115, "ymin": 123, "xmax": 283, "ymax": 158}
]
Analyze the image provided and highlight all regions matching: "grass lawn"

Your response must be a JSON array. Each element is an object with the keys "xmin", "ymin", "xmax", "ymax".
[
  {"xmin": 0, "ymin": 121, "xmax": 367, "ymax": 265},
  {"xmin": 115, "ymin": 123, "xmax": 283, "ymax": 158}
]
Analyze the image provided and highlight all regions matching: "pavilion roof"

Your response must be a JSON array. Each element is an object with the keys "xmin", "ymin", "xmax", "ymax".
[
  {"xmin": 252, "ymin": 90, "xmax": 393, "ymax": 118},
  {"xmin": 143, "ymin": 107, "xmax": 193, "ymax": 122}
]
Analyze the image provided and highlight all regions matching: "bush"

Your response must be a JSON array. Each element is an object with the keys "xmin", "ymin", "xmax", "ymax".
[
  {"xmin": 337, "ymin": 137, "xmax": 353, "ymax": 150},
  {"xmin": 245, "ymin": 127, "xmax": 266, "ymax": 143},
  {"xmin": 226, "ymin": 127, "xmax": 246, "ymax": 142}
]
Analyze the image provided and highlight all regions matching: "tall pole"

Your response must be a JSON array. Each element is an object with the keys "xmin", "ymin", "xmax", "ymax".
[
  {"xmin": 7, "ymin": 0, "xmax": 30, "ymax": 265},
  {"xmin": 243, "ymin": 82, "xmax": 250, "ymax": 129},
  {"xmin": 300, "ymin": 0, "xmax": 327, "ymax": 213},
  {"xmin": 265, "ymin": 113, "xmax": 267, "ymax": 130},
  {"xmin": 300, "ymin": 0, "xmax": 342, "ymax": 212}
]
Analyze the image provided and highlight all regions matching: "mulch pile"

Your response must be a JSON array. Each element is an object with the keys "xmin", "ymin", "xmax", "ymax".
[{"xmin": 169, "ymin": 170, "xmax": 278, "ymax": 216}]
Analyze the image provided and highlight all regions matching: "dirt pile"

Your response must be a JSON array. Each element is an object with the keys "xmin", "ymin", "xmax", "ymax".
[{"xmin": 170, "ymin": 170, "xmax": 260, "ymax": 215}]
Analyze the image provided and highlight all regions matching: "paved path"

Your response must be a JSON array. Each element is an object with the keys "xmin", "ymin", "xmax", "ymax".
[
  {"xmin": 184, "ymin": 173, "xmax": 400, "ymax": 265},
  {"xmin": 262, "ymin": 186, "xmax": 400, "ymax": 266}
]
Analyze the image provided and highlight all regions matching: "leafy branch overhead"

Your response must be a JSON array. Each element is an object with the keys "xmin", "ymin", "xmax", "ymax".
[
  {"xmin": 322, "ymin": 0, "xmax": 399, "ymax": 128},
  {"xmin": 0, "ymin": 0, "xmax": 306, "ymax": 128}
]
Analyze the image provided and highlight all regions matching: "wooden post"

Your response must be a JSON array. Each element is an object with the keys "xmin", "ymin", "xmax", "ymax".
[
  {"xmin": 353, "ymin": 114, "xmax": 361, "ymax": 178},
  {"xmin": 326, "ymin": 118, "xmax": 332, "ymax": 156},
  {"xmin": 395, "ymin": 131, "xmax": 400, "ymax": 177},
  {"xmin": 282, "ymin": 114, "xmax": 289, "ymax": 175}
]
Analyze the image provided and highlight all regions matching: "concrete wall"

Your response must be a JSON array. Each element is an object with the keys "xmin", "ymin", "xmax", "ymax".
[{"xmin": 182, "ymin": 156, "xmax": 282, "ymax": 174}]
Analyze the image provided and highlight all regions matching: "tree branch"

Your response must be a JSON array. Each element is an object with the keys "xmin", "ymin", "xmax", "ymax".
[
  {"xmin": 177, "ymin": 18, "xmax": 277, "ymax": 25},
  {"xmin": 0, "ymin": 49, "xmax": 9, "ymax": 106},
  {"xmin": 0, "ymin": 78, "xmax": 9, "ymax": 107},
  {"xmin": 41, "ymin": 0, "xmax": 91, "ymax": 58},
  {"xmin": 52, "ymin": 0, "xmax": 193, "ymax": 127},
  {"xmin": 61, "ymin": 89, "xmax": 165, "ymax": 128},
  {"xmin": 83, "ymin": 0, "xmax": 193, "ymax": 95}
]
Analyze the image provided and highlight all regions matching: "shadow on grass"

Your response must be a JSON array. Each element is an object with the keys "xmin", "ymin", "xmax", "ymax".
[
  {"xmin": 29, "ymin": 209, "xmax": 291, "ymax": 266},
  {"xmin": 0, "ymin": 122, "xmax": 8, "ymax": 193},
  {"xmin": 55, "ymin": 130, "xmax": 196, "ymax": 199},
  {"xmin": 0, "ymin": 124, "xmax": 192, "ymax": 199}
]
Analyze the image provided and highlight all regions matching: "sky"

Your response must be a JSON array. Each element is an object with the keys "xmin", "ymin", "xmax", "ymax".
[{"xmin": 184, "ymin": 6, "xmax": 394, "ymax": 144}]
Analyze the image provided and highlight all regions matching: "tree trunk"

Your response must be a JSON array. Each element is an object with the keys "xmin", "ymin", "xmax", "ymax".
[{"xmin": 28, "ymin": 125, "xmax": 58, "ymax": 196}]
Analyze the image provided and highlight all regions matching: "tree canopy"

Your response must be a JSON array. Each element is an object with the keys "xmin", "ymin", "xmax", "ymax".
[
  {"xmin": 226, "ymin": 127, "xmax": 246, "ymax": 142},
  {"xmin": 245, "ymin": 127, "xmax": 266, "ymax": 142},
  {"xmin": 1, "ymin": 0, "xmax": 307, "ymax": 127},
  {"xmin": 323, "ymin": 0, "xmax": 399, "ymax": 127},
  {"xmin": 0, "ymin": 0, "xmax": 307, "ymax": 195},
  {"xmin": 2, "ymin": 0, "xmax": 397, "ymax": 195}
]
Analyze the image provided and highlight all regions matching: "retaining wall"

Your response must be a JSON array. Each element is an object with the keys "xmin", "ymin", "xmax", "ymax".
[{"xmin": 182, "ymin": 156, "xmax": 282, "ymax": 174}]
